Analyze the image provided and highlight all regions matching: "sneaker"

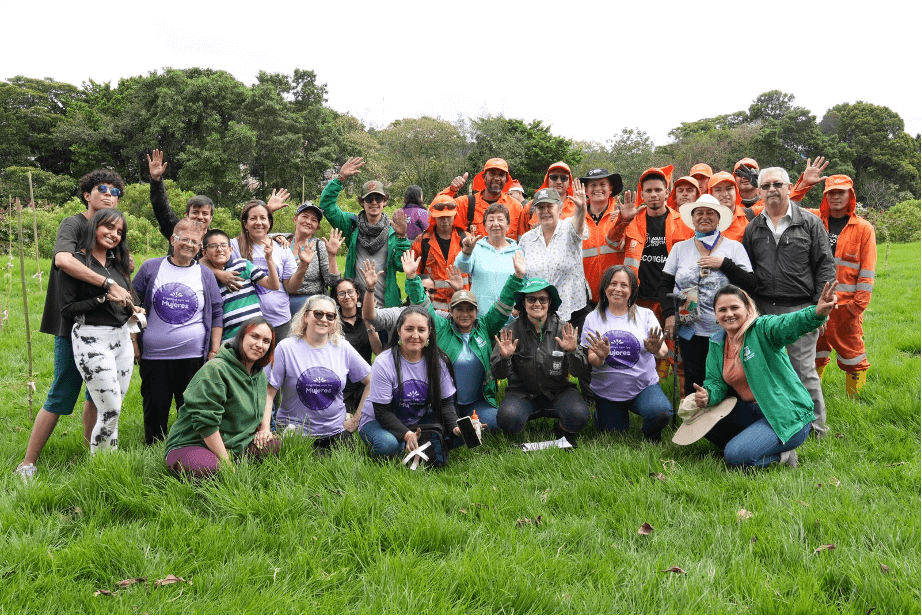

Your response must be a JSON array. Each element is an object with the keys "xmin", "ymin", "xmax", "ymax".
[
  {"xmin": 779, "ymin": 450, "xmax": 799, "ymax": 468},
  {"xmin": 14, "ymin": 463, "xmax": 37, "ymax": 482}
]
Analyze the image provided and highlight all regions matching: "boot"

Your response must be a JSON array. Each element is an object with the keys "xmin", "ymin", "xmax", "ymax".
[
  {"xmin": 815, "ymin": 363, "xmax": 826, "ymax": 378},
  {"xmin": 845, "ymin": 369, "xmax": 867, "ymax": 397}
]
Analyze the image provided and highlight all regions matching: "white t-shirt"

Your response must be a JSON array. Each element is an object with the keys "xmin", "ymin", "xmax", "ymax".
[{"xmin": 580, "ymin": 306, "xmax": 661, "ymax": 402}]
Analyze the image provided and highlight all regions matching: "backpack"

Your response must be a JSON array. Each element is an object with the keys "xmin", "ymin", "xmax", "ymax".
[{"xmin": 402, "ymin": 423, "xmax": 448, "ymax": 469}]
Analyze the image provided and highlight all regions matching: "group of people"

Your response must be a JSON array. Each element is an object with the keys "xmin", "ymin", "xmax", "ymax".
[{"xmin": 14, "ymin": 148, "xmax": 875, "ymax": 480}]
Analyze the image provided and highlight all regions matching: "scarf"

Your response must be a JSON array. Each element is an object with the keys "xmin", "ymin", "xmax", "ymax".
[
  {"xmin": 357, "ymin": 210, "xmax": 390, "ymax": 254},
  {"xmin": 695, "ymin": 229, "xmax": 721, "ymax": 251}
]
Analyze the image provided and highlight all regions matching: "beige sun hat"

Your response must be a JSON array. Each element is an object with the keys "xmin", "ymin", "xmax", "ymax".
[
  {"xmin": 678, "ymin": 194, "xmax": 734, "ymax": 232},
  {"xmin": 672, "ymin": 394, "xmax": 738, "ymax": 445}
]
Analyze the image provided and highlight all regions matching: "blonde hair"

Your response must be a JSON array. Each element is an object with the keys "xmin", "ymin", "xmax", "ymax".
[{"xmin": 290, "ymin": 295, "xmax": 342, "ymax": 344}]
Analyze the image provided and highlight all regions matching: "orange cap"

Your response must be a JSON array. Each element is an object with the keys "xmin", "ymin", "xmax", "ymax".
[
  {"xmin": 820, "ymin": 174, "xmax": 857, "ymax": 217},
  {"xmin": 733, "ymin": 158, "xmax": 759, "ymax": 173},
  {"xmin": 667, "ymin": 176, "xmax": 700, "ymax": 210},
  {"xmin": 538, "ymin": 162, "xmax": 574, "ymax": 196},
  {"xmin": 472, "ymin": 158, "xmax": 513, "ymax": 193},
  {"xmin": 707, "ymin": 171, "xmax": 742, "ymax": 207},
  {"xmin": 690, "ymin": 163, "xmax": 713, "ymax": 178},
  {"xmin": 636, "ymin": 165, "xmax": 675, "ymax": 204}
]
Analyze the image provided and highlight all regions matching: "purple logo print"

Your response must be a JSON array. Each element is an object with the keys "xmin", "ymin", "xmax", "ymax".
[
  {"xmin": 153, "ymin": 282, "xmax": 199, "ymax": 324},
  {"xmin": 394, "ymin": 379, "xmax": 429, "ymax": 423},
  {"xmin": 604, "ymin": 329, "xmax": 641, "ymax": 369},
  {"xmin": 296, "ymin": 367, "xmax": 342, "ymax": 410}
]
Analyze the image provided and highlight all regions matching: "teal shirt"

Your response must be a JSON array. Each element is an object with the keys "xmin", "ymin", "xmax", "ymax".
[
  {"xmin": 703, "ymin": 306, "xmax": 826, "ymax": 443},
  {"xmin": 318, "ymin": 178, "xmax": 410, "ymax": 307}
]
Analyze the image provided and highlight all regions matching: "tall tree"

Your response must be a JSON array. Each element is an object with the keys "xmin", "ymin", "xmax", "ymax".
[{"xmin": 376, "ymin": 116, "xmax": 466, "ymax": 202}]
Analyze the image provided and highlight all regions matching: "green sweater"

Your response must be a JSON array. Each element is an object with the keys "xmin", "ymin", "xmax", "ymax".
[
  {"xmin": 407, "ymin": 272, "xmax": 524, "ymax": 408},
  {"xmin": 164, "ymin": 346, "xmax": 267, "ymax": 456},
  {"xmin": 702, "ymin": 306, "xmax": 826, "ymax": 443},
  {"xmin": 318, "ymin": 178, "xmax": 410, "ymax": 307}
]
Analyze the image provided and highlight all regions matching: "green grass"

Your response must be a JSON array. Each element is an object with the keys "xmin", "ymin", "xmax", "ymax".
[{"xmin": 0, "ymin": 244, "xmax": 919, "ymax": 614}]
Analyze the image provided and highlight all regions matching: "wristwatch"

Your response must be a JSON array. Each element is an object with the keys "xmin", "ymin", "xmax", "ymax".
[{"xmin": 102, "ymin": 278, "xmax": 115, "ymax": 291}]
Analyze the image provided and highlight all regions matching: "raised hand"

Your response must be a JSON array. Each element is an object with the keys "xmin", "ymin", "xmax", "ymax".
[
  {"xmin": 664, "ymin": 315, "xmax": 676, "ymax": 339},
  {"xmin": 802, "ymin": 156, "xmax": 830, "ymax": 186},
  {"xmin": 461, "ymin": 228, "xmax": 482, "ymax": 254},
  {"xmin": 618, "ymin": 190, "xmax": 645, "ymax": 223},
  {"xmin": 147, "ymin": 149, "xmax": 168, "ymax": 181},
  {"xmin": 360, "ymin": 258, "xmax": 382, "ymax": 290},
  {"xmin": 815, "ymin": 280, "xmax": 838, "ymax": 318},
  {"xmin": 400, "ymin": 249, "xmax": 420, "ymax": 279},
  {"xmin": 391, "ymin": 209, "xmax": 408, "ymax": 237},
  {"xmin": 262, "ymin": 237, "xmax": 274, "ymax": 260},
  {"xmin": 494, "ymin": 328, "xmax": 519, "ymax": 358},
  {"xmin": 266, "ymin": 188, "xmax": 291, "ymax": 213},
  {"xmin": 692, "ymin": 383, "xmax": 709, "ymax": 408},
  {"xmin": 450, "ymin": 172, "xmax": 470, "ymax": 192},
  {"xmin": 446, "ymin": 264, "xmax": 464, "ymax": 291},
  {"xmin": 294, "ymin": 240, "xmax": 315, "ymax": 266},
  {"xmin": 555, "ymin": 322, "xmax": 579, "ymax": 352},
  {"xmin": 339, "ymin": 156, "xmax": 366, "ymax": 180},
  {"xmin": 585, "ymin": 330, "xmax": 610, "ymax": 360},
  {"xmin": 644, "ymin": 326, "xmax": 665, "ymax": 354},
  {"xmin": 571, "ymin": 177, "xmax": 587, "ymax": 210},
  {"xmin": 513, "ymin": 250, "xmax": 527, "ymax": 278},
  {"xmin": 323, "ymin": 227, "xmax": 344, "ymax": 255}
]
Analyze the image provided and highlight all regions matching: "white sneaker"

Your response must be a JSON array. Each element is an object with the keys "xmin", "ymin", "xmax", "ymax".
[
  {"xmin": 14, "ymin": 463, "xmax": 37, "ymax": 482},
  {"xmin": 779, "ymin": 450, "xmax": 799, "ymax": 468}
]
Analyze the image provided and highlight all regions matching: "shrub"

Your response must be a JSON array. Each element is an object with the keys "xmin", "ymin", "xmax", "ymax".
[
  {"xmin": 0, "ymin": 166, "xmax": 78, "ymax": 206},
  {"xmin": 869, "ymin": 199, "xmax": 921, "ymax": 244}
]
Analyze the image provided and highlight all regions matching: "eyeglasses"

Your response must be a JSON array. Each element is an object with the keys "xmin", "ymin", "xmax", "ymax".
[
  {"xmin": 96, "ymin": 185, "xmax": 122, "ymax": 198},
  {"xmin": 524, "ymin": 296, "xmax": 550, "ymax": 305},
  {"xmin": 548, "ymin": 174, "xmax": 569, "ymax": 183},
  {"xmin": 363, "ymin": 195, "xmax": 386, "ymax": 204},
  {"xmin": 173, "ymin": 236, "xmax": 202, "ymax": 247},
  {"xmin": 431, "ymin": 202, "xmax": 457, "ymax": 212},
  {"xmin": 311, "ymin": 310, "xmax": 337, "ymax": 322},
  {"xmin": 336, "ymin": 289, "xmax": 357, "ymax": 298},
  {"xmin": 204, "ymin": 242, "xmax": 230, "ymax": 250},
  {"xmin": 425, "ymin": 288, "xmax": 437, "ymax": 296},
  {"xmin": 759, "ymin": 181, "xmax": 787, "ymax": 191}
]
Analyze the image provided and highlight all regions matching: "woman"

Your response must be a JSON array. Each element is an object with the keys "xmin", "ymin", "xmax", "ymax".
[
  {"xmin": 61, "ymin": 208, "xmax": 144, "ymax": 453},
  {"xmin": 134, "ymin": 218, "xmax": 223, "ymax": 445},
  {"xmin": 286, "ymin": 201, "xmax": 343, "ymax": 316},
  {"xmin": 331, "ymin": 277, "xmax": 382, "ymax": 412},
  {"xmin": 454, "ymin": 202, "xmax": 519, "ymax": 317},
  {"xmin": 582, "ymin": 266, "xmax": 673, "ymax": 441},
  {"xmin": 231, "ymin": 200, "xmax": 298, "ymax": 340},
  {"xmin": 401, "ymin": 185, "xmax": 428, "ymax": 241},
  {"xmin": 659, "ymin": 194, "xmax": 755, "ymax": 396},
  {"xmin": 358, "ymin": 306, "xmax": 461, "ymax": 458},
  {"xmin": 164, "ymin": 318, "xmax": 280, "ymax": 478},
  {"xmin": 491, "ymin": 278, "xmax": 590, "ymax": 444},
  {"xmin": 679, "ymin": 283, "xmax": 838, "ymax": 468},
  {"xmin": 267, "ymin": 295, "xmax": 371, "ymax": 448}
]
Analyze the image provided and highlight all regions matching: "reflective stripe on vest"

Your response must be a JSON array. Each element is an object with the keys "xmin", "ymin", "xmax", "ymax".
[
  {"xmin": 624, "ymin": 257, "xmax": 640, "ymax": 268},
  {"xmin": 856, "ymin": 283, "xmax": 873, "ymax": 292},
  {"xmin": 835, "ymin": 258, "xmax": 859, "ymax": 270},
  {"xmin": 495, "ymin": 300, "xmax": 513, "ymax": 316},
  {"xmin": 837, "ymin": 284, "xmax": 857, "ymax": 292},
  {"xmin": 581, "ymin": 245, "xmax": 618, "ymax": 258},
  {"xmin": 859, "ymin": 269, "xmax": 875, "ymax": 279},
  {"xmin": 815, "ymin": 350, "xmax": 831, "ymax": 359},
  {"xmin": 837, "ymin": 352, "xmax": 867, "ymax": 366},
  {"xmin": 432, "ymin": 300, "xmax": 450, "ymax": 311}
]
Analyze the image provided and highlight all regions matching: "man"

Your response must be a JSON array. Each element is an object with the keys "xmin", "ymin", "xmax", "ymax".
[
  {"xmin": 579, "ymin": 167, "xmax": 624, "ymax": 303},
  {"xmin": 508, "ymin": 180, "xmax": 526, "ymax": 204},
  {"xmin": 707, "ymin": 171, "xmax": 754, "ymax": 241},
  {"xmin": 411, "ymin": 195, "xmax": 469, "ymax": 311},
  {"xmin": 525, "ymin": 162, "xmax": 577, "ymax": 228},
  {"xmin": 733, "ymin": 158, "xmax": 763, "ymax": 208},
  {"xmin": 15, "ymin": 170, "xmax": 135, "ymax": 481},
  {"xmin": 742, "ymin": 167, "xmax": 836, "ymax": 435},
  {"xmin": 318, "ymin": 156, "xmax": 409, "ymax": 308},
  {"xmin": 666, "ymin": 175, "xmax": 700, "ymax": 210},
  {"xmin": 690, "ymin": 163, "xmax": 713, "ymax": 196},
  {"xmin": 441, "ymin": 158, "xmax": 526, "ymax": 239},
  {"xmin": 799, "ymin": 175, "xmax": 876, "ymax": 396}
]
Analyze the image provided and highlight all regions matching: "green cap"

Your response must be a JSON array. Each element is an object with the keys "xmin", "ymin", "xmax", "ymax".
[
  {"xmin": 360, "ymin": 180, "xmax": 388, "ymax": 200},
  {"xmin": 532, "ymin": 188, "xmax": 562, "ymax": 206}
]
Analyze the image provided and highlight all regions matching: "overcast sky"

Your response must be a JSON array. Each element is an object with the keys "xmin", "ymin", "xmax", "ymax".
[{"xmin": 4, "ymin": 0, "xmax": 920, "ymax": 150}]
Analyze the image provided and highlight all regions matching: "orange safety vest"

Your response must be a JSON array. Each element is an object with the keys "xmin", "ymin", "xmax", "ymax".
[
  {"xmin": 411, "ymin": 229, "xmax": 470, "ymax": 311},
  {"xmin": 581, "ymin": 198, "xmax": 623, "ymax": 303},
  {"xmin": 438, "ymin": 187, "xmax": 526, "ymax": 240},
  {"xmin": 608, "ymin": 208, "xmax": 692, "ymax": 275}
]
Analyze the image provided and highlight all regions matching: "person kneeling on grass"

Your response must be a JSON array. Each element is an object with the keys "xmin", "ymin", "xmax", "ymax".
[
  {"xmin": 672, "ymin": 283, "xmax": 838, "ymax": 468},
  {"xmin": 165, "ymin": 318, "xmax": 280, "ymax": 478},
  {"xmin": 265, "ymin": 295, "xmax": 371, "ymax": 450}
]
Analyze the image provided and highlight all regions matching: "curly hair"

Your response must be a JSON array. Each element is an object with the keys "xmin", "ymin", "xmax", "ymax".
[
  {"xmin": 290, "ymin": 295, "xmax": 342, "ymax": 344},
  {"xmin": 79, "ymin": 170, "xmax": 125, "ymax": 207}
]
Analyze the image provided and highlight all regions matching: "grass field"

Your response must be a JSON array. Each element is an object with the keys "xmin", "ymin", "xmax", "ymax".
[{"xmin": 0, "ymin": 243, "xmax": 919, "ymax": 614}]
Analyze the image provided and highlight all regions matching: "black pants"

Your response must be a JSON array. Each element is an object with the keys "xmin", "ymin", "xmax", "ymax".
[
  {"xmin": 678, "ymin": 334, "xmax": 711, "ymax": 397},
  {"xmin": 140, "ymin": 357, "xmax": 204, "ymax": 445}
]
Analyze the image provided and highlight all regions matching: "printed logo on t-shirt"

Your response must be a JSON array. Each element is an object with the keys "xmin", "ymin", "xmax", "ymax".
[
  {"xmin": 296, "ymin": 367, "xmax": 342, "ymax": 410},
  {"xmin": 393, "ymin": 379, "xmax": 429, "ymax": 421},
  {"xmin": 153, "ymin": 282, "xmax": 199, "ymax": 324},
  {"xmin": 603, "ymin": 330, "xmax": 641, "ymax": 369}
]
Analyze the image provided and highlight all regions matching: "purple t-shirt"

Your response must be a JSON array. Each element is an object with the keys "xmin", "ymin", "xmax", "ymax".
[
  {"xmin": 269, "ymin": 337, "xmax": 371, "ymax": 437},
  {"xmin": 230, "ymin": 238, "xmax": 296, "ymax": 327},
  {"xmin": 580, "ymin": 306, "xmax": 660, "ymax": 402},
  {"xmin": 143, "ymin": 259, "xmax": 207, "ymax": 360},
  {"xmin": 359, "ymin": 350, "xmax": 456, "ymax": 429}
]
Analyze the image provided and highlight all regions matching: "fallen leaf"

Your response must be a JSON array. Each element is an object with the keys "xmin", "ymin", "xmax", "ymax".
[
  {"xmin": 459, "ymin": 508, "xmax": 468, "ymax": 514},
  {"xmin": 885, "ymin": 461, "xmax": 906, "ymax": 467},
  {"xmin": 116, "ymin": 577, "xmax": 146, "ymax": 588},
  {"xmin": 516, "ymin": 515, "xmax": 543, "ymax": 528},
  {"xmin": 865, "ymin": 608, "xmax": 876, "ymax": 614},
  {"xmin": 660, "ymin": 459, "xmax": 676, "ymax": 473},
  {"xmin": 541, "ymin": 488, "xmax": 550, "ymax": 503},
  {"xmin": 750, "ymin": 536, "xmax": 757, "ymax": 543},
  {"xmin": 879, "ymin": 562, "xmax": 890, "ymax": 573},
  {"xmin": 661, "ymin": 566, "xmax": 686, "ymax": 574},
  {"xmin": 814, "ymin": 520, "xmax": 821, "ymax": 528},
  {"xmin": 638, "ymin": 522, "xmax": 654, "ymax": 535},
  {"xmin": 834, "ymin": 432, "xmax": 845, "ymax": 439},
  {"xmin": 73, "ymin": 507, "xmax": 83, "ymax": 515},
  {"xmin": 796, "ymin": 500, "xmax": 810, "ymax": 507},
  {"xmin": 650, "ymin": 472, "xmax": 667, "ymax": 482},
  {"xmin": 737, "ymin": 509, "xmax": 753, "ymax": 521},
  {"xmin": 813, "ymin": 544, "xmax": 836, "ymax": 553},
  {"xmin": 154, "ymin": 575, "xmax": 191, "ymax": 587},
  {"xmin": 94, "ymin": 589, "xmax": 117, "ymax": 596}
]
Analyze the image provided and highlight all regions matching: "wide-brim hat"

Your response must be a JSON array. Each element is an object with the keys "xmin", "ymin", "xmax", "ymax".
[
  {"xmin": 579, "ymin": 168, "xmax": 623, "ymax": 194},
  {"xmin": 672, "ymin": 395, "xmax": 738, "ymax": 445},
  {"xmin": 295, "ymin": 201, "xmax": 324, "ymax": 221},
  {"xmin": 679, "ymin": 195, "xmax": 734, "ymax": 232},
  {"xmin": 514, "ymin": 277, "xmax": 562, "ymax": 314}
]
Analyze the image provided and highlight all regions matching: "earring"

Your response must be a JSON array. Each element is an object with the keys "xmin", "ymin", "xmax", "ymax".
[
  {"xmin": 398, "ymin": 339, "xmax": 403, "ymax": 346},
  {"xmin": 425, "ymin": 340, "xmax": 430, "ymax": 347}
]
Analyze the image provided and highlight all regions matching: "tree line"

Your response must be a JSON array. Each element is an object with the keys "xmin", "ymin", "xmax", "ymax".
[{"xmin": 1, "ymin": 70, "xmax": 919, "ymax": 212}]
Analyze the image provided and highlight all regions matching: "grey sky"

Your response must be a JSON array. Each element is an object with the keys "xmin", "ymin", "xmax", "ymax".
[{"xmin": 5, "ymin": 0, "xmax": 920, "ymax": 150}]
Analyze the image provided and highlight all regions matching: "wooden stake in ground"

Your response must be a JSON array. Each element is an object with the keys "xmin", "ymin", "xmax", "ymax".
[
  {"xmin": 27, "ymin": 171, "xmax": 43, "ymax": 291},
  {"xmin": 15, "ymin": 198, "xmax": 35, "ymax": 420}
]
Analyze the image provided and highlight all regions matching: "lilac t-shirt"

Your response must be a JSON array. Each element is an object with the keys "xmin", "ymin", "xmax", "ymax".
[
  {"xmin": 143, "ymin": 259, "xmax": 206, "ymax": 360},
  {"xmin": 269, "ymin": 337, "xmax": 371, "ymax": 437},
  {"xmin": 359, "ymin": 350, "xmax": 456, "ymax": 429},
  {"xmin": 230, "ymin": 238, "xmax": 296, "ymax": 327},
  {"xmin": 580, "ymin": 306, "xmax": 661, "ymax": 402}
]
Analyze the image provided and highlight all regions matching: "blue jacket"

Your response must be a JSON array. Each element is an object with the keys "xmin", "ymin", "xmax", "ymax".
[{"xmin": 454, "ymin": 238, "xmax": 519, "ymax": 317}]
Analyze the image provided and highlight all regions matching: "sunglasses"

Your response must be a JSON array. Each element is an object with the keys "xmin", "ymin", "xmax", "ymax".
[
  {"xmin": 548, "ymin": 174, "xmax": 570, "ymax": 183},
  {"xmin": 425, "ymin": 288, "xmax": 437, "ymax": 296},
  {"xmin": 96, "ymin": 185, "xmax": 122, "ymax": 198},
  {"xmin": 432, "ymin": 202, "xmax": 457, "ymax": 212},
  {"xmin": 759, "ymin": 181, "xmax": 787, "ymax": 191},
  {"xmin": 311, "ymin": 310, "xmax": 337, "ymax": 322},
  {"xmin": 363, "ymin": 194, "xmax": 386, "ymax": 204},
  {"xmin": 525, "ymin": 295, "xmax": 550, "ymax": 305}
]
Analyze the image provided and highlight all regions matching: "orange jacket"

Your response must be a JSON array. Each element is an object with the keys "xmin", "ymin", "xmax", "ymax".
[
  {"xmin": 636, "ymin": 165, "xmax": 675, "ymax": 204},
  {"xmin": 582, "ymin": 198, "xmax": 624, "ymax": 302},
  {"xmin": 606, "ymin": 207, "xmax": 691, "ymax": 275},
  {"xmin": 803, "ymin": 176, "xmax": 876, "ymax": 315},
  {"xmin": 527, "ymin": 164, "xmax": 576, "ymax": 226},
  {"xmin": 411, "ymin": 228, "xmax": 470, "ymax": 311},
  {"xmin": 438, "ymin": 186, "xmax": 526, "ymax": 240},
  {"xmin": 707, "ymin": 171, "xmax": 751, "ymax": 242}
]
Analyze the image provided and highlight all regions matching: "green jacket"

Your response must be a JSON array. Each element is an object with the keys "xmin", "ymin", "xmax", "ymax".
[
  {"xmin": 702, "ymin": 306, "xmax": 825, "ymax": 443},
  {"xmin": 164, "ymin": 346, "xmax": 267, "ymax": 456},
  {"xmin": 319, "ymin": 178, "xmax": 410, "ymax": 307},
  {"xmin": 407, "ymin": 272, "xmax": 524, "ymax": 407}
]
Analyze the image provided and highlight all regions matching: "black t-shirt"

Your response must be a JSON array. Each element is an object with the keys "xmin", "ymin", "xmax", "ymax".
[
  {"xmin": 827, "ymin": 215, "xmax": 848, "ymax": 257},
  {"xmin": 59, "ymin": 251, "xmax": 133, "ymax": 328},
  {"xmin": 340, "ymin": 314, "xmax": 373, "ymax": 411},
  {"xmin": 435, "ymin": 234, "xmax": 452, "ymax": 260},
  {"xmin": 41, "ymin": 212, "xmax": 90, "ymax": 337},
  {"xmin": 638, "ymin": 214, "xmax": 668, "ymax": 300}
]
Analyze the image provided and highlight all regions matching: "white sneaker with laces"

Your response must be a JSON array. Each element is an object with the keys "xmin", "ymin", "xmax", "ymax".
[{"xmin": 14, "ymin": 463, "xmax": 37, "ymax": 482}]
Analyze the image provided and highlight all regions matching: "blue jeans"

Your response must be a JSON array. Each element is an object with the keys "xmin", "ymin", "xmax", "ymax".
[
  {"xmin": 497, "ymin": 388, "xmax": 590, "ymax": 435},
  {"xmin": 44, "ymin": 335, "xmax": 94, "ymax": 415},
  {"xmin": 359, "ymin": 412, "xmax": 439, "ymax": 458},
  {"xmin": 456, "ymin": 396, "xmax": 498, "ymax": 433},
  {"xmin": 594, "ymin": 382, "xmax": 673, "ymax": 441},
  {"xmin": 707, "ymin": 399, "xmax": 811, "ymax": 468}
]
